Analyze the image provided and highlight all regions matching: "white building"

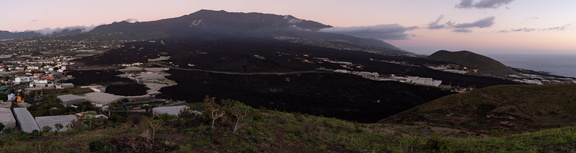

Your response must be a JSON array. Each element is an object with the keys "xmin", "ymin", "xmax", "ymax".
[
  {"xmin": 13, "ymin": 108, "xmax": 40, "ymax": 133},
  {"xmin": 405, "ymin": 76, "xmax": 443, "ymax": 87},
  {"xmin": 57, "ymin": 94, "xmax": 87, "ymax": 106},
  {"xmin": 35, "ymin": 115, "xmax": 77, "ymax": 132},
  {"xmin": 14, "ymin": 76, "xmax": 33, "ymax": 83},
  {"xmin": 55, "ymin": 83, "xmax": 75, "ymax": 89},
  {"xmin": 333, "ymin": 69, "xmax": 350, "ymax": 74},
  {"xmin": 357, "ymin": 72, "xmax": 379, "ymax": 79},
  {"xmin": 0, "ymin": 108, "xmax": 16, "ymax": 129}
]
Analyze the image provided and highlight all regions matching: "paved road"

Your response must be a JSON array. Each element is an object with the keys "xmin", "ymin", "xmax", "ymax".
[{"xmin": 155, "ymin": 64, "xmax": 329, "ymax": 75}]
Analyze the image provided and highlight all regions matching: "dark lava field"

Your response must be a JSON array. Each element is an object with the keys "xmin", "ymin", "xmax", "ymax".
[
  {"xmin": 159, "ymin": 70, "xmax": 452, "ymax": 123},
  {"xmin": 72, "ymin": 37, "xmax": 519, "ymax": 122}
]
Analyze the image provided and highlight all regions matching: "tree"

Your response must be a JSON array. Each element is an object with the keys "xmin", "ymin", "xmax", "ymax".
[
  {"xmin": 144, "ymin": 117, "xmax": 163, "ymax": 141},
  {"xmin": 54, "ymin": 123, "xmax": 63, "ymax": 134},
  {"xmin": 42, "ymin": 125, "xmax": 53, "ymax": 133},
  {"xmin": 222, "ymin": 100, "xmax": 251, "ymax": 134},
  {"xmin": 0, "ymin": 122, "xmax": 5, "ymax": 133},
  {"xmin": 204, "ymin": 96, "xmax": 225, "ymax": 130}
]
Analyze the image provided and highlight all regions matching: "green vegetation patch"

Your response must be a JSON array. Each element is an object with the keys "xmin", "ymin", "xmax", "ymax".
[{"xmin": 1, "ymin": 96, "xmax": 576, "ymax": 152}]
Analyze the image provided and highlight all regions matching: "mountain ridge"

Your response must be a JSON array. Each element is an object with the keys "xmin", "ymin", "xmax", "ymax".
[
  {"xmin": 88, "ymin": 9, "xmax": 406, "ymax": 55},
  {"xmin": 2, "ymin": 9, "xmax": 407, "ymax": 55}
]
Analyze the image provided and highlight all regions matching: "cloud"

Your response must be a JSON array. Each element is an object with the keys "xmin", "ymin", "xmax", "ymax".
[
  {"xmin": 499, "ymin": 24, "xmax": 573, "ymax": 33},
  {"xmin": 453, "ymin": 16, "xmax": 495, "ymax": 28},
  {"xmin": 320, "ymin": 24, "xmax": 418, "ymax": 40},
  {"xmin": 427, "ymin": 16, "xmax": 495, "ymax": 33},
  {"xmin": 34, "ymin": 25, "xmax": 98, "ymax": 35},
  {"xmin": 512, "ymin": 28, "xmax": 537, "ymax": 32},
  {"xmin": 546, "ymin": 24, "xmax": 572, "ymax": 31},
  {"xmin": 455, "ymin": 0, "xmax": 474, "ymax": 8},
  {"xmin": 428, "ymin": 15, "xmax": 447, "ymax": 29},
  {"xmin": 452, "ymin": 29, "xmax": 473, "ymax": 33},
  {"xmin": 123, "ymin": 18, "xmax": 139, "ymax": 23},
  {"xmin": 456, "ymin": 0, "xmax": 514, "ymax": 9}
]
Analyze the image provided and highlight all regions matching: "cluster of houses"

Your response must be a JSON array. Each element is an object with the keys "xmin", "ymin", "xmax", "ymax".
[
  {"xmin": 0, "ymin": 89, "xmax": 193, "ymax": 133},
  {"xmin": 0, "ymin": 55, "xmax": 77, "ymax": 91},
  {"xmin": 0, "ymin": 56, "xmax": 73, "ymax": 73},
  {"xmin": 0, "ymin": 59, "xmax": 186, "ymax": 134},
  {"xmin": 12, "ymin": 74, "xmax": 74, "ymax": 91}
]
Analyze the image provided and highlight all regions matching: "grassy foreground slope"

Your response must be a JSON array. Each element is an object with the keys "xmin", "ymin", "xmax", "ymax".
[
  {"xmin": 385, "ymin": 84, "xmax": 576, "ymax": 132},
  {"xmin": 1, "ymin": 97, "xmax": 576, "ymax": 152}
]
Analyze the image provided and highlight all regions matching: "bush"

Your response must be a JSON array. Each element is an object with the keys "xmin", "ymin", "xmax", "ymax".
[
  {"xmin": 89, "ymin": 139, "xmax": 114, "ymax": 153},
  {"xmin": 425, "ymin": 136, "xmax": 450, "ymax": 152},
  {"xmin": 178, "ymin": 108, "xmax": 202, "ymax": 119},
  {"xmin": 42, "ymin": 126, "xmax": 53, "ymax": 133}
]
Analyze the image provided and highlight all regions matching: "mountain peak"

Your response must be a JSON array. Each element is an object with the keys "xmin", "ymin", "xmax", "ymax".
[
  {"xmin": 89, "ymin": 9, "xmax": 332, "ymax": 36},
  {"xmin": 182, "ymin": 9, "xmax": 332, "ymax": 31}
]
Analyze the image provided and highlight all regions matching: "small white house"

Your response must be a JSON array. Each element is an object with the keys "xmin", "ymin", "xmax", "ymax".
[
  {"xmin": 55, "ymin": 83, "xmax": 74, "ymax": 89},
  {"xmin": 33, "ymin": 79, "xmax": 48, "ymax": 84},
  {"xmin": 14, "ymin": 76, "xmax": 33, "ymax": 83}
]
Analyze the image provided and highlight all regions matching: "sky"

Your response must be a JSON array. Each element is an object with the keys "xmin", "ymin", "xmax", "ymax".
[{"xmin": 1, "ymin": 0, "xmax": 575, "ymax": 55}]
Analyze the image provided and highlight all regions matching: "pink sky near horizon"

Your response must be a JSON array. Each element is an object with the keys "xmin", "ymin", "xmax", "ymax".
[{"xmin": 1, "ymin": 0, "xmax": 575, "ymax": 54}]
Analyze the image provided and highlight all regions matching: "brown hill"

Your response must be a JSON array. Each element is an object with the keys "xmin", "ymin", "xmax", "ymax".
[
  {"xmin": 384, "ymin": 84, "xmax": 576, "ymax": 132},
  {"xmin": 427, "ymin": 50, "xmax": 518, "ymax": 76}
]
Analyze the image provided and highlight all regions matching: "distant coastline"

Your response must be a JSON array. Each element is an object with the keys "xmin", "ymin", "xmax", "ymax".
[{"xmin": 486, "ymin": 54, "xmax": 576, "ymax": 78}]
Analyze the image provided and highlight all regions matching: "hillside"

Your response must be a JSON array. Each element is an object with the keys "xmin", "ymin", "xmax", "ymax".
[
  {"xmin": 384, "ymin": 84, "xmax": 576, "ymax": 132},
  {"xmin": 0, "ymin": 30, "xmax": 41, "ymax": 39},
  {"xmin": 427, "ymin": 50, "xmax": 518, "ymax": 76},
  {"xmin": 1, "ymin": 99, "xmax": 576, "ymax": 152}
]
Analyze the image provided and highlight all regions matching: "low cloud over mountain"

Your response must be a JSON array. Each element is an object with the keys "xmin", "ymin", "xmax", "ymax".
[
  {"xmin": 34, "ymin": 25, "xmax": 98, "ymax": 35},
  {"xmin": 320, "ymin": 24, "xmax": 417, "ymax": 40}
]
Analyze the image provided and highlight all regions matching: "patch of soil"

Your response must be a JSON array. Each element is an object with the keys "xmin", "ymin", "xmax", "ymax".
[
  {"xmin": 64, "ymin": 70, "xmax": 136, "ymax": 86},
  {"xmin": 106, "ymin": 137, "xmax": 178, "ymax": 153}
]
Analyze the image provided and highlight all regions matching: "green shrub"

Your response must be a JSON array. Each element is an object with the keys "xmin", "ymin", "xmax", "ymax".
[
  {"xmin": 425, "ymin": 136, "xmax": 450, "ymax": 152},
  {"xmin": 89, "ymin": 139, "xmax": 113, "ymax": 153}
]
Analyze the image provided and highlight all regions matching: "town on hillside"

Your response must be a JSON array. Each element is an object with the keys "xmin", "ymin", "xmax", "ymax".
[{"xmin": 0, "ymin": 38, "xmax": 194, "ymax": 134}]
